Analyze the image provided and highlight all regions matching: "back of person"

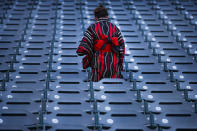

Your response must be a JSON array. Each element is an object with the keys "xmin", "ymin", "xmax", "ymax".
[{"xmin": 76, "ymin": 5, "xmax": 125, "ymax": 82}]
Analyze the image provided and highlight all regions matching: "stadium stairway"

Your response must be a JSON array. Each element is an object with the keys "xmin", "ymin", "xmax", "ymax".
[{"xmin": 0, "ymin": 0, "xmax": 197, "ymax": 131}]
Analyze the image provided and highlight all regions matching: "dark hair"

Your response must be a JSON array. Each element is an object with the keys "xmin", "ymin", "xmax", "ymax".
[{"xmin": 94, "ymin": 5, "xmax": 108, "ymax": 19}]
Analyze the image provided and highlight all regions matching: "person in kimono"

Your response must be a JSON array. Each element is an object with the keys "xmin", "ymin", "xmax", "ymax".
[{"xmin": 76, "ymin": 5, "xmax": 125, "ymax": 82}]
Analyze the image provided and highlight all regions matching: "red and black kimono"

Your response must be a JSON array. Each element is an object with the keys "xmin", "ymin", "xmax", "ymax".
[{"xmin": 77, "ymin": 18, "xmax": 125, "ymax": 82}]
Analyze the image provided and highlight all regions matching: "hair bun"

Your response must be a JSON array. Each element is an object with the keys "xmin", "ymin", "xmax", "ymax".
[
  {"xmin": 99, "ymin": 5, "xmax": 104, "ymax": 8},
  {"xmin": 94, "ymin": 5, "xmax": 108, "ymax": 18}
]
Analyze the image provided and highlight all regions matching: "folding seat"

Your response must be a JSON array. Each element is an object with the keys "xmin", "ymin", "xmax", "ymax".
[
  {"xmin": 31, "ymin": 17, "xmax": 54, "ymax": 26},
  {"xmin": 139, "ymin": 80, "xmax": 181, "ymax": 100},
  {"xmin": 21, "ymin": 41, "xmax": 51, "ymax": 48},
  {"xmin": 16, "ymin": 46, "xmax": 48, "ymax": 58},
  {"xmin": 25, "ymin": 34, "xmax": 53, "ymax": 43},
  {"xmin": 171, "ymin": 70, "xmax": 197, "ymax": 83},
  {"xmin": 164, "ymin": 62, "xmax": 194, "ymax": 73},
  {"xmin": 142, "ymin": 31, "xmax": 157, "ymax": 44},
  {"xmin": 158, "ymin": 49, "xmax": 190, "ymax": 57},
  {"xmin": 19, "ymin": 47, "xmax": 49, "ymax": 56},
  {"xmin": 9, "ymin": 69, "xmax": 46, "ymax": 82},
  {"xmin": 93, "ymin": 88, "xmax": 136, "ymax": 103},
  {"xmin": 56, "ymin": 34, "xmax": 81, "ymax": 44},
  {"xmin": 27, "ymin": 23, "xmax": 54, "ymax": 33},
  {"xmin": 6, "ymin": 81, "xmax": 45, "ymax": 91},
  {"xmin": 125, "ymin": 55, "xmax": 157, "ymax": 65},
  {"xmin": 55, "ymin": 12, "xmax": 73, "ymax": 28},
  {"xmin": 147, "ymin": 97, "xmax": 194, "ymax": 113},
  {"xmin": 124, "ymin": 34, "xmax": 145, "ymax": 44},
  {"xmin": 19, "ymin": 48, "xmax": 49, "ymax": 60},
  {"xmin": 61, "ymin": 0, "xmax": 76, "ymax": 5},
  {"xmin": 126, "ymin": 62, "xmax": 162, "ymax": 73},
  {"xmin": 0, "ymin": 125, "xmax": 29, "ymax": 131},
  {"xmin": 56, "ymin": 33, "xmax": 80, "ymax": 43},
  {"xmin": 93, "ymin": 78, "xmax": 136, "ymax": 102},
  {"xmin": 131, "ymin": 70, "xmax": 169, "ymax": 83},
  {"xmin": 53, "ymin": 46, "xmax": 78, "ymax": 56},
  {"xmin": 51, "ymin": 76, "xmax": 87, "ymax": 91},
  {"xmin": 152, "ymin": 35, "xmax": 175, "ymax": 44},
  {"xmin": 0, "ymin": 26, "xmax": 25, "ymax": 38},
  {"xmin": 19, "ymin": 43, "xmax": 50, "ymax": 54},
  {"xmin": 47, "ymin": 125, "xmax": 92, "ymax": 131},
  {"xmin": 52, "ymin": 56, "xmax": 82, "ymax": 70},
  {"xmin": 16, "ymin": 54, "xmax": 49, "ymax": 67},
  {"xmin": 45, "ymin": 109, "xmax": 94, "ymax": 131},
  {"xmin": 47, "ymin": 89, "xmax": 89, "ymax": 103},
  {"xmin": 47, "ymin": 95, "xmax": 90, "ymax": 111},
  {"xmin": 185, "ymin": 35, "xmax": 197, "ymax": 48},
  {"xmin": 138, "ymin": 19, "xmax": 160, "ymax": 27},
  {"xmin": 54, "ymin": 40, "xmax": 81, "ymax": 49},
  {"xmin": 126, "ymin": 48, "xmax": 153, "ymax": 57},
  {"xmin": 93, "ymin": 79, "xmax": 129, "ymax": 91},
  {"xmin": 118, "ymin": 25, "xmax": 138, "ymax": 34},
  {"xmin": 0, "ymin": 63, "xmax": 9, "ymax": 72},
  {"xmin": 94, "ymin": 93, "xmax": 142, "ymax": 111},
  {"xmin": 167, "ymin": 63, "xmax": 197, "ymax": 72},
  {"xmin": 99, "ymin": 109, "xmax": 156, "ymax": 131},
  {"xmin": 187, "ymin": 90, "xmax": 197, "ymax": 102},
  {"xmin": 159, "ymin": 54, "xmax": 194, "ymax": 65},
  {"xmin": 0, "ymin": 44, "xmax": 16, "ymax": 70},
  {"xmin": 133, "ymin": 81, "xmax": 177, "ymax": 92},
  {"xmin": 150, "ymin": 42, "xmax": 181, "ymax": 54},
  {"xmin": 50, "ymin": 69, "xmax": 88, "ymax": 83},
  {"xmin": 0, "ymin": 44, "xmax": 16, "ymax": 54},
  {"xmin": 49, "ymin": 80, "xmax": 89, "ymax": 92},
  {"xmin": 176, "ymin": 80, "xmax": 195, "ymax": 91},
  {"xmin": 0, "ymin": 33, "xmax": 22, "ymax": 42},
  {"xmin": 0, "ymin": 109, "xmax": 39, "ymax": 129},
  {"xmin": 0, "ymin": 89, "xmax": 42, "ymax": 100},
  {"xmin": 125, "ymin": 43, "xmax": 148, "ymax": 53},
  {"xmin": 125, "ymin": 54, "xmax": 159, "ymax": 71},
  {"xmin": 116, "ymin": 19, "xmax": 135, "ymax": 27},
  {"xmin": 159, "ymin": 114, "xmax": 197, "ymax": 131},
  {"xmin": 0, "ymin": 39, "xmax": 16, "ymax": 48},
  {"xmin": 57, "ymin": 19, "xmax": 81, "ymax": 30},
  {"xmin": 141, "ymin": 88, "xmax": 183, "ymax": 104},
  {"xmin": 140, "ymin": 13, "xmax": 157, "ymax": 23},
  {"xmin": 182, "ymin": 35, "xmax": 197, "ymax": 50},
  {"xmin": 3, "ymin": 19, "xmax": 27, "ymax": 29},
  {"xmin": 172, "ymin": 23, "xmax": 194, "ymax": 33},
  {"xmin": 5, "ymin": 11, "xmax": 30, "ymax": 21},
  {"xmin": 28, "ymin": 21, "xmax": 53, "ymax": 32},
  {"xmin": 148, "ymin": 30, "xmax": 170, "ymax": 40},
  {"xmin": 31, "ymin": 11, "xmax": 56, "ymax": 20},
  {"xmin": 0, "ymin": 97, "xmax": 41, "ymax": 113},
  {"xmin": 15, "ymin": 62, "xmax": 48, "ymax": 71},
  {"xmin": 112, "ymin": 11, "xmax": 130, "ymax": 21},
  {"xmin": 26, "ymin": 26, "xmax": 53, "ymax": 35},
  {"xmin": 188, "ymin": 48, "xmax": 197, "ymax": 61},
  {"xmin": 59, "ymin": 9, "xmax": 78, "ymax": 17},
  {"xmin": 120, "ymin": 29, "xmax": 141, "ymax": 41},
  {"xmin": 0, "ymin": 53, "xmax": 12, "ymax": 63},
  {"xmin": 110, "ymin": 4, "xmax": 126, "ymax": 11},
  {"xmin": 97, "ymin": 95, "xmax": 143, "ymax": 112}
]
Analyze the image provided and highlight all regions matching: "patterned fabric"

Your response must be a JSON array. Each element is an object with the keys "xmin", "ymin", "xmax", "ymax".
[{"xmin": 77, "ymin": 18, "xmax": 125, "ymax": 82}]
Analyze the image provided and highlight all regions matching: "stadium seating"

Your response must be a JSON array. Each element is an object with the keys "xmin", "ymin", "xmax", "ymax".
[{"xmin": 0, "ymin": 0, "xmax": 197, "ymax": 130}]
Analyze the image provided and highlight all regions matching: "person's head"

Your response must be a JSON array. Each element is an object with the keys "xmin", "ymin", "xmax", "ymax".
[{"xmin": 94, "ymin": 5, "xmax": 108, "ymax": 21}]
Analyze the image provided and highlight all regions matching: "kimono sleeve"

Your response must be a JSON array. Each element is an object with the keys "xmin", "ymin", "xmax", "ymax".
[
  {"xmin": 114, "ymin": 25, "xmax": 125, "ymax": 64},
  {"xmin": 76, "ymin": 25, "xmax": 94, "ymax": 57}
]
